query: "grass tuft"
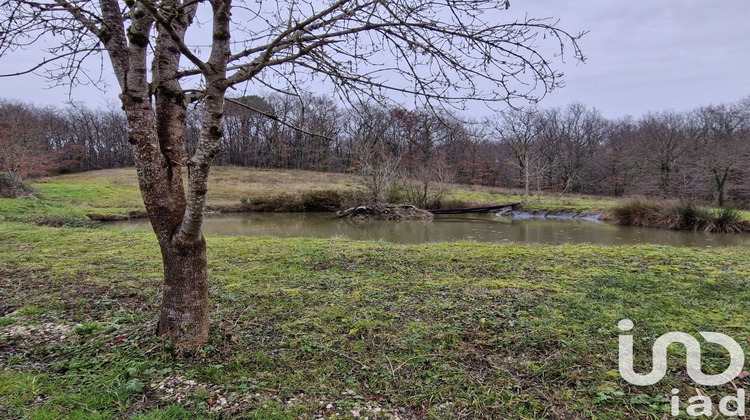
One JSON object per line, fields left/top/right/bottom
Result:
{"left": 607, "top": 198, "right": 749, "bottom": 232}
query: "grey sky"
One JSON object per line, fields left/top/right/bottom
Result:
{"left": 1, "top": 0, "right": 748, "bottom": 119}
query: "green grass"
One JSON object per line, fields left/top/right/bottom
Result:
{"left": 0, "top": 170, "right": 144, "bottom": 223}
{"left": 1, "top": 168, "right": 748, "bottom": 418}
{"left": 2, "top": 221, "right": 750, "bottom": 418}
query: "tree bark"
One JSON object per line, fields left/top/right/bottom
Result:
{"left": 157, "top": 237, "right": 210, "bottom": 344}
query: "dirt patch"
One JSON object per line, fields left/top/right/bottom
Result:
{"left": 0, "top": 321, "right": 82, "bottom": 342}
{"left": 148, "top": 377, "right": 415, "bottom": 418}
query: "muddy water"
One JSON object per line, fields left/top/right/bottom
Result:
{"left": 104, "top": 212, "right": 750, "bottom": 247}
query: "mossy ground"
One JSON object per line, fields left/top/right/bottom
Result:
{"left": 1, "top": 168, "right": 749, "bottom": 418}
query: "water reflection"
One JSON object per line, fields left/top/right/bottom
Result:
{"left": 106, "top": 212, "right": 750, "bottom": 247}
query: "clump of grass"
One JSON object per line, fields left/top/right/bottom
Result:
{"left": 663, "top": 202, "right": 748, "bottom": 233}
{"left": 385, "top": 185, "right": 408, "bottom": 204}
{"left": 240, "top": 189, "right": 368, "bottom": 212}
{"left": 300, "top": 190, "right": 350, "bottom": 211}
{"left": 607, "top": 198, "right": 748, "bottom": 233}
{"left": 712, "top": 207, "right": 748, "bottom": 232}
{"left": 74, "top": 322, "right": 102, "bottom": 336}
{"left": 17, "top": 305, "right": 43, "bottom": 316}
{"left": 660, "top": 201, "right": 710, "bottom": 231}
{"left": 606, "top": 197, "right": 663, "bottom": 227}
{"left": 0, "top": 173, "right": 36, "bottom": 198}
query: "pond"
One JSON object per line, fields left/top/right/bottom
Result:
{"left": 105, "top": 212, "right": 750, "bottom": 247}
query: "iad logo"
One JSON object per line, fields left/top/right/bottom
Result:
{"left": 618, "top": 319, "right": 744, "bottom": 386}
{"left": 617, "top": 319, "right": 747, "bottom": 417}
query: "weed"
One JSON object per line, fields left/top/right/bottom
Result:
{"left": 74, "top": 322, "right": 102, "bottom": 336}
{"left": 17, "top": 305, "right": 43, "bottom": 316}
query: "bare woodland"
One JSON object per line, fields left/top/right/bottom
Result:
{"left": 3, "top": 95, "right": 750, "bottom": 205}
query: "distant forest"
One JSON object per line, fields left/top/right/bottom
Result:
{"left": 1, "top": 94, "right": 749, "bottom": 206}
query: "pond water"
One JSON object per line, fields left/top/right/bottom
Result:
{"left": 105, "top": 212, "right": 750, "bottom": 247}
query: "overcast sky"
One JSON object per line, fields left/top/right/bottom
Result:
{"left": 1, "top": 0, "right": 748, "bottom": 119}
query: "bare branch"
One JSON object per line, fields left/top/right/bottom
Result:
{"left": 225, "top": 96, "right": 331, "bottom": 140}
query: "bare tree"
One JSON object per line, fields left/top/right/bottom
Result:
{"left": 689, "top": 104, "right": 749, "bottom": 206}
{"left": 0, "top": 100, "right": 64, "bottom": 196}
{"left": 491, "top": 108, "right": 540, "bottom": 200}
{"left": 347, "top": 104, "right": 405, "bottom": 203}
{"left": 599, "top": 117, "right": 638, "bottom": 197}
{"left": 537, "top": 103, "right": 607, "bottom": 194}
{"left": 0, "top": 0, "right": 583, "bottom": 345}
{"left": 635, "top": 111, "right": 689, "bottom": 198}
{"left": 402, "top": 154, "right": 452, "bottom": 208}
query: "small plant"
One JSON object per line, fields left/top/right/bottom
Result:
{"left": 124, "top": 378, "right": 145, "bottom": 394}
{"left": 75, "top": 322, "right": 102, "bottom": 336}
{"left": 18, "top": 305, "right": 43, "bottom": 316}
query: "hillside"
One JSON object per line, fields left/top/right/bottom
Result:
{"left": 0, "top": 167, "right": 617, "bottom": 224}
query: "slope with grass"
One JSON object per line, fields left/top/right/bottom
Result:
{"left": 1, "top": 222, "right": 749, "bottom": 418}
{"left": 0, "top": 167, "right": 618, "bottom": 225}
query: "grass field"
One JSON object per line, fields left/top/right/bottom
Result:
{"left": 1, "top": 168, "right": 749, "bottom": 419}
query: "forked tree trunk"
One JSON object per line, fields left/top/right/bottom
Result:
{"left": 110, "top": 0, "right": 214, "bottom": 346}
{"left": 123, "top": 96, "right": 212, "bottom": 346}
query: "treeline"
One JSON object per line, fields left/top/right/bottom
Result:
{"left": 2, "top": 94, "right": 750, "bottom": 205}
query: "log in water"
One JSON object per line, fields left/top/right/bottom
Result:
{"left": 428, "top": 203, "right": 521, "bottom": 215}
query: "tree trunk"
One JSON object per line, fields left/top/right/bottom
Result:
{"left": 122, "top": 97, "right": 211, "bottom": 347}
{"left": 157, "top": 237, "right": 210, "bottom": 345}
{"left": 523, "top": 155, "right": 530, "bottom": 201}
{"left": 714, "top": 169, "right": 729, "bottom": 207}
